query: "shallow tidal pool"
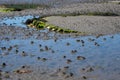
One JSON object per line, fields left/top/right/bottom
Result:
{"left": 0, "top": 33, "right": 120, "bottom": 80}
{"left": 0, "top": 15, "right": 120, "bottom": 80}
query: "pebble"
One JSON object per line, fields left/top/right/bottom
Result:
{"left": 71, "top": 50, "right": 77, "bottom": 54}
{"left": 51, "top": 50, "right": 55, "bottom": 53}
{"left": 103, "top": 38, "right": 106, "bottom": 41}
{"left": 77, "top": 56, "right": 86, "bottom": 60}
{"left": 40, "top": 49, "right": 44, "bottom": 52}
{"left": 14, "top": 69, "right": 32, "bottom": 74}
{"left": 31, "top": 41, "right": 34, "bottom": 44}
{"left": 63, "top": 55, "right": 66, "bottom": 58}
{"left": 64, "top": 66, "right": 69, "bottom": 69}
{"left": 2, "top": 63, "right": 6, "bottom": 67}
{"left": 82, "top": 76, "right": 87, "bottom": 79}
{"left": 39, "top": 44, "right": 42, "bottom": 47}
{"left": 21, "top": 51, "right": 28, "bottom": 56}
{"left": 88, "top": 38, "right": 95, "bottom": 41}
{"left": 110, "top": 36, "right": 114, "bottom": 39}
{"left": 94, "top": 42, "right": 100, "bottom": 46}
{"left": 42, "top": 58, "right": 47, "bottom": 61}
{"left": 81, "top": 40, "right": 85, "bottom": 43}
{"left": 8, "top": 46, "right": 12, "bottom": 51}
{"left": 45, "top": 46, "right": 49, "bottom": 51}
{"left": 37, "top": 57, "right": 41, "bottom": 60}
{"left": 16, "top": 49, "right": 19, "bottom": 53}
{"left": 67, "top": 59, "right": 72, "bottom": 64}
{"left": 1, "top": 47, "right": 6, "bottom": 50}
{"left": 66, "top": 42, "right": 70, "bottom": 46}
{"left": 81, "top": 66, "right": 94, "bottom": 72}
{"left": 76, "top": 39, "right": 80, "bottom": 42}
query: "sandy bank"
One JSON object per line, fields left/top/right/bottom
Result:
{"left": 0, "top": 3, "right": 120, "bottom": 18}
{"left": 44, "top": 16, "right": 120, "bottom": 35}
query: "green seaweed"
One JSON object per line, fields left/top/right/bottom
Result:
{"left": 25, "top": 18, "right": 79, "bottom": 33}
{"left": 0, "top": 4, "right": 49, "bottom": 12}
{"left": 0, "top": 8, "right": 15, "bottom": 12}
{"left": 37, "top": 21, "right": 46, "bottom": 29}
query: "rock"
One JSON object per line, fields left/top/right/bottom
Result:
{"left": 25, "top": 19, "right": 33, "bottom": 24}
{"left": 77, "top": 56, "right": 86, "bottom": 60}
{"left": 82, "top": 76, "right": 87, "bottom": 79}
{"left": 14, "top": 69, "right": 32, "bottom": 74}
{"left": 71, "top": 50, "right": 77, "bottom": 54}
{"left": 66, "top": 59, "right": 72, "bottom": 64}
{"left": 21, "top": 51, "right": 28, "bottom": 56}
{"left": 2, "top": 63, "right": 6, "bottom": 67}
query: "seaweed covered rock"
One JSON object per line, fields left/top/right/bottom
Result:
{"left": 25, "top": 17, "right": 79, "bottom": 33}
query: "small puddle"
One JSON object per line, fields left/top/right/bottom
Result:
{"left": 0, "top": 15, "right": 39, "bottom": 27}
